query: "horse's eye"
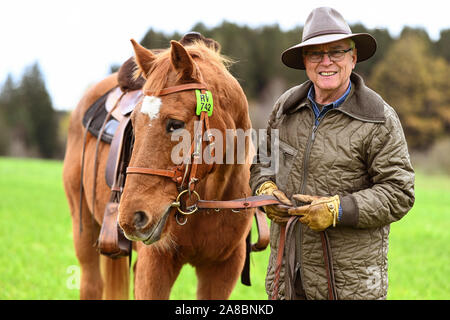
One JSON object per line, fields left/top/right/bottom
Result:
{"left": 166, "top": 119, "right": 185, "bottom": 133}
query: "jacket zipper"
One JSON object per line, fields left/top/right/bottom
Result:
{"left": 297, "top": 108, "right": 318, "bottom": 298}
{"left": 298, "top": 108, "right": 334, "bottom": 299}
{"left": 300, "top": 112, "right": 320, "bottom": 194}
{"left": 300, "top": 106, "right": 339, "bottom": 193}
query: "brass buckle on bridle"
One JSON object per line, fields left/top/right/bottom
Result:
{"left": 171, "top": 189, "right": 200, "bottom": 215}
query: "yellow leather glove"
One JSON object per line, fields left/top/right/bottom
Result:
{"left": 255, "top": 181, "right": 292, "bottom": 224}
{"left": 288, "top": 194, "right": 340, "bottom": 232}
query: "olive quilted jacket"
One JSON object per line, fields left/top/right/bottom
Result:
{"left": 250, "top": 73, "right": 415, "bottom": 300}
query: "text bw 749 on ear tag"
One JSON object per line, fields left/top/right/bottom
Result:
{"left": 195, "top": 90, "right": 213, "bottom": 116}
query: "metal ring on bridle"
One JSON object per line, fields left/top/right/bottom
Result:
{"left": 175, "top": 213, "right": 188, "bottom": 225}
{"left": 174, "top": 189, "right": 200, "bottom": 215}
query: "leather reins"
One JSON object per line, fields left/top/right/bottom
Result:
{"left": 107, "top": 81, "right": 336, "bottom": 298}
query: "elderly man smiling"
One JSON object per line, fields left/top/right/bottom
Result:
{"left": 250, "top": 7, "right": 415, "bottom": 300}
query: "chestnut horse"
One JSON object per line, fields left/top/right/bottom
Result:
{"left": 62, "top": 38, "right": 254, "bottom": 299}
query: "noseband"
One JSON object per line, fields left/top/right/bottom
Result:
{"left": 126, "top": 82, "right": 215, "bottom": 216}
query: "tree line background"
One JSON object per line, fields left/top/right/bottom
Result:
{"left": 0, "top": 22, "right": 449, "bottom": 171}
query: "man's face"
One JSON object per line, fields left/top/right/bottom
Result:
{"left": 303, "top": 39, "right": 357, "bottom": 98}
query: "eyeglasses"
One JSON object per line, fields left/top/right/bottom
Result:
{"left": 303, "top": 47, "right": 354, "bottom": 63}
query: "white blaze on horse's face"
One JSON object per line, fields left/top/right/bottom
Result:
{"left": 141, "top": 96, "right": 162, "bottom": 124}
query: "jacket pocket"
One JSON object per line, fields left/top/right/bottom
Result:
{"left": 275, "top": 140, "right": 297, "bottom": 190}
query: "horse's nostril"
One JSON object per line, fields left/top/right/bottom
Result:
{"left": 133, "top": 211, "right": 149, "bottom": 229}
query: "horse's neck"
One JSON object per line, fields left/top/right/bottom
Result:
{"left": 197, "top": 100, "right": 253, "bottom": 200}
{"left": 198, "top": 163, "right": 251, "bottom": 201}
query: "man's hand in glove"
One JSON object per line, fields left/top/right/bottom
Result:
{"left": 255, "top": 181, "right": 293, "bottom": 224}
{"left": 288, "top": 194, "right": 340, "bottom": 232}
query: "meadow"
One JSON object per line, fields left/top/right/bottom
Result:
{"left": 0, "top": 157, "right": 448, "bottom": 300}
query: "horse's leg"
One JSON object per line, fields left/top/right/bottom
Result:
{"left": 70, "top": 196, "right": 103, "bottom": 299}
{"left": 63, "top": 72, "right": 120, "bottom": 299}
{"left": 195, "top": 243, "right": 246, "bottom": 299}
{"left": 134, "top": 243, "right": 183, "bottom": 299}
{"left": 63, "top": 152, "right": 102, "bottom": 298}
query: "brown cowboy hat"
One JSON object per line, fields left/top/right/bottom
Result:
{"left": 282, "top": 7, "right": 377, "bottom": 70}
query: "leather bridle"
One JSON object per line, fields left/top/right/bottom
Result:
{"left": 122, "top": 80, "right": 336, "bottom": 296}
{"left": 125, "top": 82, "right": 281, "bottom": 217}
{"left": 123, "top": 80, "right": 278, "bottom": 255}
{"left": 126, "top": 82, "right": 217, "bottom": 217}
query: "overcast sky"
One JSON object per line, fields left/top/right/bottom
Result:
{"left": 1, "top": 0, "right": 449, "bottom": 110}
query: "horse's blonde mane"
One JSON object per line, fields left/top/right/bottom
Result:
{"left": 134, "top": 41, "right": 234, "bottom": 95}
{"left": 186, "top": 40, "right": 234, "bottom": 70}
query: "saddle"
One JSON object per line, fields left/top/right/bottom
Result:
{"left": 81, "top": 32, "right": 269, "bottom": 285}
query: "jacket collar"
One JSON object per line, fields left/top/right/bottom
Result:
{"left": 282, "top": 72, "right": 386, "bottom": 123}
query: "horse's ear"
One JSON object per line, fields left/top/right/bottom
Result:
{"left": 130, "top": 39, "right": 156, "bottom": 78}
{"left": 170, "top": 40, "right": 199, "bottom": 82}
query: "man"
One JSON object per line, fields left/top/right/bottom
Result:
{"left": 250, "top": 7, "right": 415, "bottom": 300}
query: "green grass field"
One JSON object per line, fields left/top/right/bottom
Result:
{"left": 0, "top": 157, "right": 448, "bottom": 300}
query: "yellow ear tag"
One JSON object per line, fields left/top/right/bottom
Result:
{"left": 195, "top": 90, "right": 213, "bottom": 116}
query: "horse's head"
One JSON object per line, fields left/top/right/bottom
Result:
{"left": 118, "top": 38, "right": 250, "bottom": 245}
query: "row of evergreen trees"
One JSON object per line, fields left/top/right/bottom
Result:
{"left": 1, "top": 22, "right": 449, "bottom": 159}
{"left": 139, "top": 23, "right": 450, "bottom": 150}
{"left": 0, "top": 64, "right": 61, "bottom": 158}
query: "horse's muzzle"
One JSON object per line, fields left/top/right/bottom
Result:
{"left": 121, "top": 206, "right": 171, "bottom": 244}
